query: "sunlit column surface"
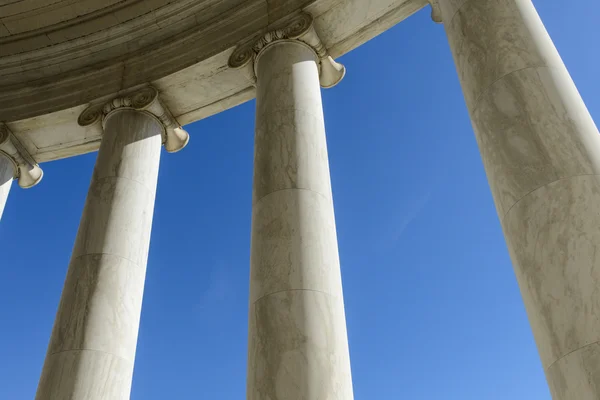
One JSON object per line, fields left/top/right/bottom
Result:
{"left": 243, "top": 15, "right": 354, "bottom": 399}
{"left": 0, "top": 155, "right": 12, "bottom": 220}
{"left": 35, "top": 87, "right": 190, "bottom": 399}
{"left": 439, "top": 0, "right": 600, "bottom": 397}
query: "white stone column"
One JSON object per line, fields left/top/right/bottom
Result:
{"left": 0, "top": 155, "right": 12, "bottom": 220}
{"left": 438, "top": 0, "right": 600, "bottom": 398}
{"left": 36, "top": 88, "right": 188, "bottom": 400}
{"left": 0, "top": 123, "right": 44, "bottom": 220}
{"left": 230, "top": 13, "right": 353, "bottom": 400}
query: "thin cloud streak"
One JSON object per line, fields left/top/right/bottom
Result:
{"left": 389, "top": 188, "right": 433, "bottom": 246}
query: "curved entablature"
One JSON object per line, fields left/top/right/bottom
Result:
{"left": 0, "top": 0, "right": 429, "bottom": 164}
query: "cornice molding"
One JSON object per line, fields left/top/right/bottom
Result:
{"left": 228, "top": 12, "right": 346, "bottom": 88}
{"left": 78, "top": 86, "right": 190, "bottom": 153}
{"left": 0, "top": 124, "right": 43, "bottom": 189}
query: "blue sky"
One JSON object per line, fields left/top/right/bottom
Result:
{"left": 1, "top": 1, "right": 599, "bottom": 398}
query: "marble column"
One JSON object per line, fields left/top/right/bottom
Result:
{"left": 36, "top": 88, "right": 188, "bottom": 399}
{"left": 231, "top": 13, "right": 353, "bottom": 400}
{"left": 438, "top": 0, "right": 600, "bottom": 398}
{"left": 0, "top": 155, "right": 12, "bottom": 220}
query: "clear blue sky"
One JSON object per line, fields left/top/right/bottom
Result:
{"left": 1, "top": 1, "right": 599, "bottom": 398}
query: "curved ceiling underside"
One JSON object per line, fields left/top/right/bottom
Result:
{"left": 0, "top": 0, "right": 428, "bottom": 162}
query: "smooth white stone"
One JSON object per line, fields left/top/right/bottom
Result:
{"left": 441, "top": 0, "right": 600, "bottom": 397}
{"left": 0, "top": 156, "right": 12, "bottom": 220}
{"left": 249, "top": 40, "right": 353, "bottom": 400}
{"left": 36, "top": 109, "right": 162, "bottom": 400}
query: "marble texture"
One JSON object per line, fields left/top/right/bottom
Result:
{"left": 0, "top": 155, "right": 12, "bottom": 220}
{"left": 471, "top": 66, "right": 600, "bottom": 217}
{"left": 248, "top": 40, "right": 353, "bottom": 399}
{"left": 505, "top": 176, "right": 600, "bottom": 370}
{"left": 444, "top": 0, "right": 566, "bottom": 112}
{"left": 250, "top": 189, "right": 343, "bottom": 303}
{"left": 36, "top": 109, "right": 162, "bottom": 400}
{"left": 441, "top": 0, "right": 600, "bottom": 398}
{"left": 546, "top": 342, "right": 600, "bottom": 400}
{"left": 248, "top": 290, "right": 353, "bottom": 400}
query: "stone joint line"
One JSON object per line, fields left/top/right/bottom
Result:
{"left": 252, "top": 288, "right": 340, "bottom": 306}
{"left": 47, "top": 348, "right": 132, "bottom": 365}
{"left": 546, "top": 338, "right": 600, "bottom": 372}
{"left": 500, "top": 173, "right": 600, "bottom": 223}
{"left": 93, "top": 174, "right": 155, "bottom": 198}
{"left": 470, "top": 64, "right": 555, "bottom": 115}
{"left": 253, "top": 187, "right": 331, "bottom": 208}
{"left": 70, "top": 252, "right": 144, "bottom": 272}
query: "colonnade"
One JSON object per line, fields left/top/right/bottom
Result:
{"left": 0, "top": 1, "right": 598, "bottom": 398}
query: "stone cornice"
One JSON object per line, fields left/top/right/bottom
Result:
{"left": 228, "top": 13, "right": 346, "bottom": 88}
{"left": 78, "top": 87, "right": 190, "bottom": 153}
{"left": 0, "top": 124, "right": 43, "bottom": 189}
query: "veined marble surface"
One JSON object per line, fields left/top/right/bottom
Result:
{"left": 248, "top": 40, "right": 353, "bottom": 399}
{"left": 441, "top": 0, "right": 600, "bottom": 398}
{"left": 35, "top": 110, "right": 162, "bottom": 400}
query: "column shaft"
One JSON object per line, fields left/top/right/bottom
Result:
{"left": 36, "top": 109, "right": 162, "bottom": 399}
{"left": 0, "top": 156, "right": 12, "bottom": 220}
{"left": 440, "top": 0, "right": 600, "bottom": 398}
{"left": 248, "top": 40, "right": 353, "bottom": 399}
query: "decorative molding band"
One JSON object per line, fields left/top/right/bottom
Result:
{"left": 0, "top": 124, "right": 43, "bottom": 189}
{"left": 228, "top": 13, "right": 346, "bottom": 88}
{"left": 428, "top": 0, "right": 443, "bottom": 23}
{"left": 78, "top": 86, "right": 190, "bottom": 153}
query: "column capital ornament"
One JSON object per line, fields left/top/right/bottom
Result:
{"left": 78, "top": 86, "right": 189, "bottom": 153}
{"left": 228, "top": 13, "right": 346, "bottom": 88}
{"left": 0, "top": 124, "right": 43, "bottom": 189}
{"left": 428, "top": 0, "right": 443, "bottom": 23}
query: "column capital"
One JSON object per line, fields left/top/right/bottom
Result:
{"left": 428, "top": 0, "right": 443, "bottom": 24}
{"left": 0, "top": 124, "right": 43, "bottom": 189}
{"left": 78, "top": 86, "right": 189, "bottom": 153}
{"left": 228, "top": 13, "right": 345, "bottom": 88}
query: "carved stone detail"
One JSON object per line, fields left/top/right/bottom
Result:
{"left": 228, "top": 13, "right": 346, "bottom": 88}
{"left": 428, "top": 0, "right": 443, "bottom": 23}
{"left": 0, "top": 124, "right": 44, "bottom": 189}
{"left": 78, "top": 86, "right": 189, "bottom": 153}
